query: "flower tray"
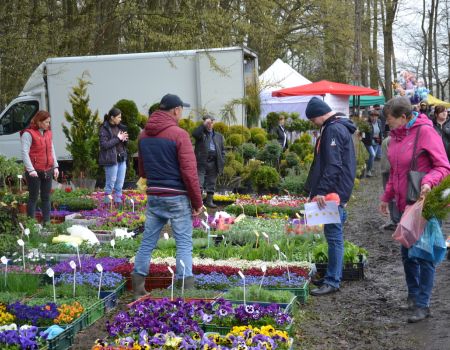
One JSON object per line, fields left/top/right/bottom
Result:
{"left": 202, "top": 319, "right": 294, "bottom": 337}
{"left": 65, "top": 213, "right": 97, "bottom": 227}
{"left": 314, "top": 262, "right": 366, "bottom": 281}
{"left": 41, "top": 326, "right": 75, "bottom": 350}
{"left": 100, "top": 281, "right": 127, "bottom": 312}
{"left": 125, "top": 276, "right": 172, "bottom": 291}
{"left": 85, "top": 298, "right": 105, "bottom": 327}
{"left": 267, "top": 281, "right": 310, "bottom": 304}
{"left": 224, "top": 296, "right": 297, "bottom": 315}
{"left": 93, "top": 230, "right": 114, "bottom": 244}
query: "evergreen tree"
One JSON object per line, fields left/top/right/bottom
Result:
{"left": 62, "top": 77, "right": 100, "bottom": 178}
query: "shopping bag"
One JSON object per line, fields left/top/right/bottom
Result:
{"left": 409, "top": 217, "right": 447, "bottom": 264}
{"left": 392, "top": 198, "right": 427, "bottom": 248}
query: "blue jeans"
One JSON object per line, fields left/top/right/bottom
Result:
{"left": 401, "top": 245, "right": 435, "bottom": 308}
{"left": 104, "top": 161, "right": 126, "bottom": 203}
{"left": 323, "top": 206, "right": 347, "bottom": 288}
{"left": 365, "top": 144, "right": 381, "bottom": 172}
{"left": 134, "top": 195, "right": 193, "bottom": 280}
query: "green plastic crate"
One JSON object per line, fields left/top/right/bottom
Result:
{"left": 267, "top": 280, "right": 310, "bottom": 304}
{"left": 202, "top": 324, "right": 231, "bottom": 335}
{"left": 45, "top": 326, "right": 74, "bottom": 350}
{"left": 85, "top": 299, "right": 105, "bottom": 326}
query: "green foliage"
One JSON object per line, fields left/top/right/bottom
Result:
{"left": 0, "top": 155, "right": 23, "bottom": 189}
{"left": 96, "top": 237, "right": 142, "bottom": 258}
{"left": 285, "top": 152, "right": 300, "bottom": 167}
{"left": 224, "top": 285, "right": 295, "bottom": 304}
{"left": 213, "top": 122, "right": 229, "bottom": 135}
{"left": 288, "top": 119, "right": 317, "bottom": 133}
{"left": 226, "top": 134, "right": 244, "bottom": 148}
{"left": 227, "top": 126, "right": 251, "bottom": 141}
{"left": 251, "top": 133, "right": 267, "bottom": 147}
{"left": 243, "top": 83, "right": 261, "bottom": 127}
{"left": 240, "top": 159, "right": 262, "bottom": 184}
{"left": 239, "top": 143, "right": 258, "bottom": 162}
{"left": 353, "top": 118, "right": 371, "bottom": 134}
{"left": 178, "top": 118, "right": 196, "bottom": 132}
{"left": 225, "top": 203, "right": 300, "bottom": 218}
{"left": 0, "top": 273, "right": 41, "bottom": 294}
{"left": 62, "top": 77, "right": 100, "bottom": 178}
{"left": 250, "top": 127, "right": 266, "bottom": 139}
{"left": 423, "top": 175, "right": 450, "bottom": 220}
{"left": 149, "top": 288, "right": 220, "bottom": 299}
{"left": 256, "top": 140, "right": 282, "bottom": 167}
{"left": 252, "top": 165, "right": 280, "bottom": 191}
{"left": 265, "top": 112, "right": 280, "bottom": 132}
{"left": 313, "top": 241, "right": 368, "bottom": 264}
{"left": 138, "top": 113, "right": 148, "bottom": 129}
{"left": 280, "top": 172, "right": 309, "bottom": 196}
{"left": 148, "top": 102, "right": 160, "bottom": 115}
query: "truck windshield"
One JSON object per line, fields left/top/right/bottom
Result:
{"left": 0, "top": 101, "right": 39, "bottom": 135}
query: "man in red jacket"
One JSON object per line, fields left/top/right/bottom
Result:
{"left": 132, "top": 94, "right": 203, "bottom": 299}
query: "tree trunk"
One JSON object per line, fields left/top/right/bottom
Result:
{"left": 361, "top": 0, "right": 370, "bottom": 86}
{"left": 421, "top": 0, "right": 428, "bottom": 87}
{"left": 427, "top": 0, "right": 435, "bottom": 95}
{"left": 433, "top": 0, "right": 440, "bottom": 98}
{"left": 353, "top": 0, "right": 363, "bottom": 85}
{"left": 381, "top": 0, "right": 398, "bottom": 99}
{"left": 370, "top": 0, "right": 379, "bottom": 89}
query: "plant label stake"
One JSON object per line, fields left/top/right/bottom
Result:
{"left": 1, "top": 256, "right": 8, "bottom": 287}
{"left": 110, "top": 239, "right": 115, "bottom": 250}
{"left": 108, "top": 194, "right": 113, "bottom": 211}
{"left": 254, "top": 230, "right": 260, "bottom": 248}
{"left": 262, "top": 232, "right": 269, "bottom": 243}
{"left": 259, "top": 264, "right": 267, "bottom": 291}
{"left": 69, "top": 260, "right": 77, "bottom": 297}
{"left": 46, "top": 268, "right": 56, "bottom": 303}
{"left": 19, "top": 222, "right": 24, "bottom": 232}
{"left": 280, "top": 251, "right": 291, "bottom": 282}
{"left": 168, "top": 266, "right": 175, "bottom": 301}
{"left": 203, "top": 208, "right": 208, "bottom": 220}
{"left": 163, "top": 232, "right": 169, "bottom": 240}
{"left": 179, "top": 259, "right": 186, "bottom": 297}
{"left": 74, "top": 243, "right": 82, "bottom": 270}
{"left": 238, "top": 270, "right": 246, "bottom": 306}
{"left": 17, "top": 174, "right": 23, "bottom": 192}
{"left": 202, "top": 221, "right": 211, "bottom": 247}
{"left": 307, "top": 252, "right": 311, "bottom": 263}
{"left": 96, "top": 264, "right": 103, "bottom": 299}
{"left": 24, "top": 228, "right": 30, "bottom": 241}
{"left": 129, "top": 198, "right": 135, "bottom": 213}
{"left": 273, "top": 244, "right": 281, "bottom": 261}
{"left": 17, "top": 239, "right": 25, "bottom": 270}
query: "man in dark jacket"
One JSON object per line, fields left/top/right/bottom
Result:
{"left": 192, "top": 115, "right": 225, "bottom": 208}
{"left": 132, "top": 93, "right": 203, "bottom": 300}
{"left": 273, "top": 114, "right": 289, "bottom": 150}
{"left": 304, "top": 97, "right": 356, "bottom": 296}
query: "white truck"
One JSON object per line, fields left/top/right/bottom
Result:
{"left": 0, "top": 46, "right": 258, "bottom": 161}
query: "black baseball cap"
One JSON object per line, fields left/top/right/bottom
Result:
{"left": 159, "top": 94, "right": 190, "bottom": 111}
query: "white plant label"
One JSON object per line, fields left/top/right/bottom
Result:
{"left": 238, "top": 270, "right": 245, "bottom": 280}
{"left": 17, "top": 174, "right": 23, "bottom": 179}
{"left": 46, "top": 268, "right": 54, "bottom": 278}
{"left": 19, "top": 223, "right": 24, "bottom": 232}
{"left": 17, "top": 239, "right": 24, "bottom": 247}
{"left": 110, "top": 239, "right": 116, "bottom": 249}
{"left": 179, "top": 260, "right": 185, "bottom": 268}
{"left": 167, "top": 266, "right": 174, "bottom": 274}
{"left": 201, "top": 220, "right": 210, "bottom": 230}
{"left": 69, "top": 261, "right": 77, "bottom": 270}
{"left": 254, "top": 230, "right": 259, "bottom": 237}
{"left": 273, "top": 244, "right": 280, "bottom": 251}
{"left": 163, "top": 232, "right": 169, "bottom": 240}
{"left": 0, "top": 256, "right": 7, "bottom": 265}
{"left": 261, "top": 264, "right": 267, "bottom": 273}
{"left": 96, "top": 264, "right": 103, "bottom": 272}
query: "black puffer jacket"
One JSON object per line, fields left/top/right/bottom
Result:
{"left": 434, "top": 118, "right": 450, "bottom": 160}
{"left": 192, "top": 124, "right": 225, "bottom": 174}
{"left": 98, "top": 121, "right": 128, "bottom": 166}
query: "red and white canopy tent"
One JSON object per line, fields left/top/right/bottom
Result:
{"left": 271, "top": 80, "right": 380, "bottom": 118}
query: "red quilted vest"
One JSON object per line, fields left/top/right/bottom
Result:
{"left": 25, "top": 128, "right": 54, "bottom": 171}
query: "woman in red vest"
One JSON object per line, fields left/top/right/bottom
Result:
{"left": 21, "top": 111, "right": 59, "bottom": 225}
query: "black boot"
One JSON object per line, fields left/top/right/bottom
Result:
{"left": 131, "top": 273, "right": 149, "bottom": 300}
{"left": 407, "top": 307, "right": 430, "bottom": 323}
{"left": 399, "top": 296, "right": 416, "bottom": 311}
{"left": 204, "top": 193, "right": 217, "bottom": 208}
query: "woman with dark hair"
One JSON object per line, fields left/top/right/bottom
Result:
{"left": 361, "top": 110, "right": 383, "bottom": 177}
{"left": 99, "top": 107, "right": 128, "bottom": 207}
{"left": 20, "top": 110, "right": 59, "bottom": 225}
{"left": 432, "top": 105, "right": 450, "bottom": 161}
{"left": 379, "top": 97, "right": 450, "bottom": 323}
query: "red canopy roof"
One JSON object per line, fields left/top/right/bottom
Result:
{"left": 272, "top": 80, "right": 380, "bottom": 97}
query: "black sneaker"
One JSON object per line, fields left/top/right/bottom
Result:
{"left": 407, "top": 307, "right": 430, "bottom": 323}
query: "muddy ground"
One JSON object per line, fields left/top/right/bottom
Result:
{"left": 72, "top": 166, "right": 450, "bottom": 349}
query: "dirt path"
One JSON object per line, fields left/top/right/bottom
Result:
{"left": 298, "top": 167, "right": 450, "bottom": 350}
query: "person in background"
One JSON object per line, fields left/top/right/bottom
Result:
{"left": 20, "top": 111, "right": 59, "bottom": 225}
{"left": 432, "top": 105, "right": 450, "bottom": 161}
{"left": 380, "top": 135, "right": 400, "bottom": 230}
{"left": 373, "top": 104, "right": 388, "bottom": 137}
{"left": 362, "top": 110, "right": 383, "bottom": 177}
{"left": 133, "top": 94, "right": 203, "bottom": 300}
{"left": 192, "top": 115, "right": 225, "bottom": 208}
{"left": 273, "top": 114, "right": 289, "bottom": 151}
{"left": 304, "top": 97, "right": 357, "bottom": 296}
{"left": 99, "top": 107, "right": 128, "bottom": 208}
{"left": 419, "top": 100, "right": 430, "bottom": 118}
{"left": 380, "top": 97, "right": 450, "bottom": 323}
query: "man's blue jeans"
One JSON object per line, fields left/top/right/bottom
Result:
{"left": 134, "top": 195, "right": 193, "bottom": 280}
{"left": 104, "top": 161, "right": 126, "bottom": 203}
{"left": 323, "top": 205, "right": 347, "bottom": 288}
{"left": 401, "top": 245, "right": 435, "bottom": 308}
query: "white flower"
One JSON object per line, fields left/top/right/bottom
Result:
{"left": 441, "top": 188, "right": 450, "bottom": 200}
{"left": 0, "top": 323, "right": 17, "bottom": 331}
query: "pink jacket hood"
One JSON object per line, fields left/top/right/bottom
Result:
{"left": 381, "top": 113, "right": 450, "bottom": 212}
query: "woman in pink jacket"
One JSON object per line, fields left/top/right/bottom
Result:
{"left": 380, "top": 97, "right": 450, "bottom": 323}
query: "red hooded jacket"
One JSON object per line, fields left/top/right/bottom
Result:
{"left": 138, "top": 111, "right": 202, "bottom": 210}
